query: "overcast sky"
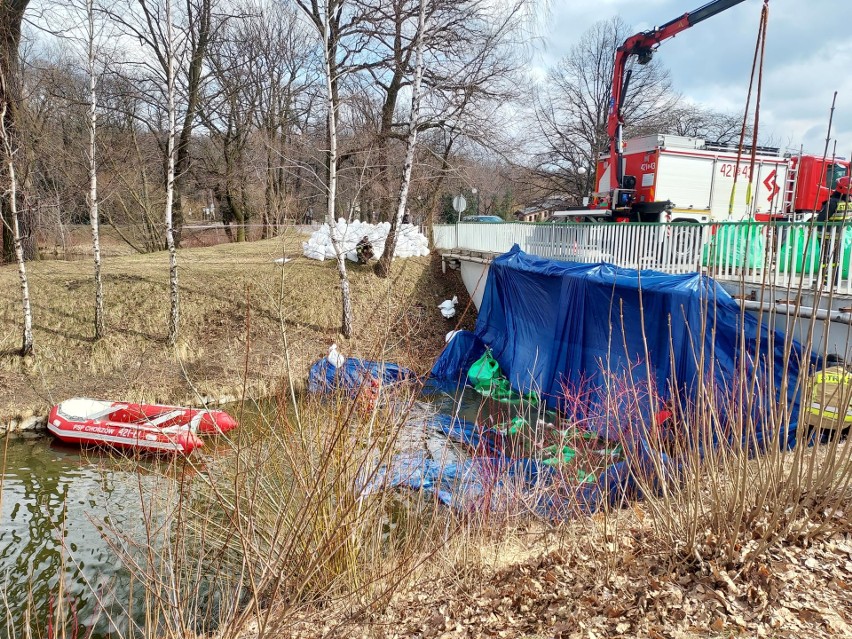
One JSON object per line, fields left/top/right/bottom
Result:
{"left": 534, "top": 0, "right": 852, "bottom": 156}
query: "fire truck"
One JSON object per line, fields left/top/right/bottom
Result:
{"left": 587, "top": 0, "right": 850, "bottom": 224}
{"left": 594, "top": 134, "right": 849, "bottom": 223}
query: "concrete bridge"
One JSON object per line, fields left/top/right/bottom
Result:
{"left": 433, "top": 221, "right": 852, "bottom": 359}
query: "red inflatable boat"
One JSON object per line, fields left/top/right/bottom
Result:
{"left": 47, "top": 398, "right": 238, "bottom": 454}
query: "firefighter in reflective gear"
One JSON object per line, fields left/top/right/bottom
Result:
{"left": 817, "top": 176, "right": 852, "bottom": 285}
{"left": 817, "top": 176, "right": 852, "bottom": 222}
{"left": 805, "top": 354, "right": 852, "bottom": 440}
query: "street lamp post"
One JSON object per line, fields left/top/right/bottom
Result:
{"left": 471, "top": 188, "right": 479, "bottom": 216}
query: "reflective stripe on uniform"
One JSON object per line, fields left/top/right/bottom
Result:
{"left": 829, "top": 200, "right": 852, "bottom": 221}
{"left": 814, "top": 371, "right": 852, "bottom": 384}
{"left": 808, "top": 366, "right": 852, "bottom": 425}
{"left": 810, "top": 400, "right": 852, "bottom": 416}
{"left": 808, "top": 406, "right": 852, "bottom": 423}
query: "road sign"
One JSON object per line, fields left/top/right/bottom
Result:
{"left": 452, "top": 195, "right": 467, "bottom": 213}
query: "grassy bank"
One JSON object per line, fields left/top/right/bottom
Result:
{"left": 0, "top": 229, "right": 470, "bottom": 422}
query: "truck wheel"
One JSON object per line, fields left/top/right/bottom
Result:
{"left": 661, "top": 222, "right": 701, "bottom": 266}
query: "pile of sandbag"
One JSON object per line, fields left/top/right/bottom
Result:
{"left": 302, "top": 219, "right": 430, "bottom": 262}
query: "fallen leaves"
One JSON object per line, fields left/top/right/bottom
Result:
{"left": 259, "top": 524, "right": 852, "bottom": 639}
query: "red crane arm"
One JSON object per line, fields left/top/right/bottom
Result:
{"left": 606, "top": 0, "right": 749, "bottom": 193}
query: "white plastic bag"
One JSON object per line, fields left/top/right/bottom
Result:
{"left": 328, "top": 343, "right": 345, "bottom": 368}
{"left": 438, "top": 296, "right": 458, "bottom": 319}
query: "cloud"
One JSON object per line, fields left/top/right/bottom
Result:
{"left": 535, "top": 0, "right": 852, "bottom": 155}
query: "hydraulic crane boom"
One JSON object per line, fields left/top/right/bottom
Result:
{"left": 607, "top": 0, "right": 749, "bottom": 195}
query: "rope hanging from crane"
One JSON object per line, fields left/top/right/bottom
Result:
{"left": 728, "top": 0, "right": 769, "bottom": 218}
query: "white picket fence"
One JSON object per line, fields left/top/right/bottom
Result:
{"left": 433, "top": 221, "right": 852, "bottom": 294}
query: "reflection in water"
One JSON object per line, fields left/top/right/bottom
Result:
{"left": 0, "top": 435, "right": 177, "bottom": 638}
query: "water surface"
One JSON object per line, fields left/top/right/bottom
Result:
{"left": 0, "top": 433, "right": 179, "bottom": 637}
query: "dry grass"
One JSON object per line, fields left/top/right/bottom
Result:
{"left": 0, "top": 228, "right": 469, "bottom": 421}
{"left": 8, "top": 228, "right": 852, "bottom": 639}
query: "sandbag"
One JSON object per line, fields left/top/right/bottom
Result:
{"left": 303, "top": 219, "right": 429, "bottom": 261}
{"left": 702, "top": 223, "right": 765, "bottom": 270}
{"left": 468, "top": 350, "right": 501, "bottom": 388}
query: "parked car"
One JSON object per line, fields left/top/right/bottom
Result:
{"left": 461, "top": 215, "right": 503, "bottom": 223}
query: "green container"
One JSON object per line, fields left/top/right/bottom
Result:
{"left": 702, "top": 223, "right": 765, "bottom": 270}
{"left": 778, "top": 227, "right": 822, "bottom": 275}
{"left": 576, "top": 469, "right": 597, "bottom": 483}
{"left": 476, "top": 378, "right": 540, "bottom": 406}
{"left": 468, "top": 349, "right": 540, "bottom": 406}
{"left": 778, "top": 225, "right": 852, "bottom": 278}
{"left": 505, "top": 416, "right": 528, "bottom": 435}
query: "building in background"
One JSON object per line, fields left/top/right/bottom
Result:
{"left": 513, "top": 196, "right": 572, "bottom": 222}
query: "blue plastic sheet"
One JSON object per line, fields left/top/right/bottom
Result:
{"left": 428, "top": 331, "right": 486, "bottom": 390}
{"left": 362, "top": 450, "right": 547, "bottom": 510}
{"left": 430, "top": 245, "right": 812, "bottom": 450}
{"left": 308, "top": 357, "right": 413, "bottom": 394}
{"left": 329, "top": 246, "right": 816, "bottom": 515}
{"left": 420, "top": 412, "right": 484, "bottom": 449}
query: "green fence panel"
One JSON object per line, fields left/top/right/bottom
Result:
{"left": 778, "top": 227, "right": 822, "bottom": 275}
{"left": 701, "top": 223, "right": 766, "bottom": 270}
{"left": 778, "top": 226, "right": 852, "bottom": 277}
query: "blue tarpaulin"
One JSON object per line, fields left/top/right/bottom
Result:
{"left": 308, "top": 357, "right": 413, "bottom": 394}
{"left": 431, "top": 245, "right": 812, "bottom": 450}
{"left": 426, "top": 331, "right": 486, "bottom": 393}
{"left": 361, "top": 452, "right": 546, "bottom": 510}
{"left": 317, "top": 246, "right": 815, "bottom": 514}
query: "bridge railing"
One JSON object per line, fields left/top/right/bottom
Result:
{"left": 433, "top": 221, "right": 852, "bottom": 293}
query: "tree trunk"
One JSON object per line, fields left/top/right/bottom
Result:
{"left": 8, "top": 154, "right": 32, "bottom": 355}
{"left": 87, "top": 0, "right": 105, "bottom": 340}
{"left": 172, "top": 0, "right": 212, "bottom": 248}
{"left": 322, "top": 7, "right": 353, "bottom": 339}
{"left": 234, "top": 185, "right": 247, "bottom": 242}
{"left": 165, "top": 0, "right": 179, "bottom": 346}
{"left": 222, "top": 135, "right": 246, "bottom": 242}
{"left": 376, "top": 0, "right": 426, "bottom": 278}
{"left": 0, "top": 99, "right": 32, "bottom": 355}
{"left": 0, "top": 0, "right": 32, "bottom": 263}
{"left": 263, "top": 146, "right": 273, "bottom": 238}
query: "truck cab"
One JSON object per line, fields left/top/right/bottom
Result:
{"left": 788, "top": 156, "right": 849, "bottom": 219}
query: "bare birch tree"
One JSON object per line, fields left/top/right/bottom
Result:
{"left": 0, "top": 0, "right": 34, "bottom": 263}
{"left": 106, "top": 0, "right": 182, "bottom": 343}
{"left": 164, "top": 0, "right": 179, "bottom": 345}
{"left": 0, "top": 96, "right": 33, "bottom": 355}
{"left": 104, "top": 0, "right": 216, "bottom": 249}
{"left": 375, "top": 0, "right": 425, "bottom": 277}
{"left": 86, "top": 0, "right": 106, "bottom": 339}
{"left": 295, "top": 0, "right": 356, "bottom": 338}
{"left": 348, "top": 0, "right": 532, "bottom": 228}
{"left": 0, "top": 1, "right": 34, "bottom": 352}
